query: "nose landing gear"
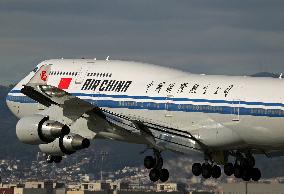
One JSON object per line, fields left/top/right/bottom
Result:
{"left": 46, "top": 155, "right": 63, "bottom": 164}
{"left": 144, "top": 150, "right": 169, "bottom": 182}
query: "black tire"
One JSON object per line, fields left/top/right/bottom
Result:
{"left": 211, "top": 165, "right": 221, "bottom": 179}
{"left": 53, "top": 156, "right": 62, "bottom": 163}
{"left": 201, "top": 164, "right": 212, "bottom": 179}
{"left": 224, "top": 163, "right": 234, "bottom": 176}
{"left": 234, "top": 165, "right": 243, "bottom": 178}
{"left": 192, "top": 163, "right": 202, "bottom": 176}
{"left": 251, "top": 168, "right": 261, "bottom": 181}
{"left": 240, "top": 158, "right": 249, "bottom": 167}
{"left": 242, "top": 168, "right": 251, "bottom": 181}
{"left": 144, "top": 156, "right": 155, "bottom": 169}
{"left": 159, "top": 169, "right": 169, "bottom": 182}
{"left": 149, "top": 169, "right": 160, "bottom": 182}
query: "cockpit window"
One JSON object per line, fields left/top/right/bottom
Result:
{"left": 32, "top": 67, "right": 39, "bottom": 73}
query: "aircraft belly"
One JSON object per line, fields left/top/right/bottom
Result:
{"left": 106, "top": 107, "right": 284, "bottom": 151}
{"left": 209, "top": 113, "right": 284, "bottom": 149}
{"left": 105, "top": 107, "right": 244, "bottom": 150}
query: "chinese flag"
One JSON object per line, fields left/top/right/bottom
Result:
{"left": 58, "top": 78, "right": 72, "bottom": 89}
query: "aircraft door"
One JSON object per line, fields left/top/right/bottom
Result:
{"left": 38, "top": 103, "right": 45, "bottom": 111}
{"left": 75, "top": 65, "right": 89, "bottom": 84}
{"left": 165, "top": 94, "right": 174, "bottom": 117}
{"left": 232, "top": 99, "right": 240, "bottom": 121}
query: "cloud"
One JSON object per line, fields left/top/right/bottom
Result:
{"left": 1, "top": 0, "right": 284, "bottom": 84}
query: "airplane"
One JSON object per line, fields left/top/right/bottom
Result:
{"left": 5, "top": 58, "right": 284, "bottom": 182}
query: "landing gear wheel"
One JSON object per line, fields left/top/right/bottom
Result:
{"left": 192, "top": 163, "right": 202, "bottom": 176}
{"left": 211, "top": 165, "right": 221, "bottom": 179}
{"left": 234, "top": 165, "right": 243, "bottom": 178}
{"left": 202, "top": 163, "right": 212, "bottom": 179}
{"left": 224, "top": 163, "right": 234, "bottom": 176}
{"left": 251, "top": 168, "right": 261, "bottom": 181}
{"left": 144, "top": 156, "right": 155, "bottom": 169}
{"left": 159, "top": 169, "right": 169, "bottom": 182}
{"left": 53, "top": 156, "right": 62, "bottom": 163}
{"left": 242, "top": 168, "right": 251, "bottom": 181}
{"left": 149, "top": 169, "right": 160, "bottom": 182}
{"left": 156, "top": 157, "right": 163, "bottom": 170}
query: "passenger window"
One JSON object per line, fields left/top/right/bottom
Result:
{"left": 32, "top": 67, "right": 38, "bottom": 73}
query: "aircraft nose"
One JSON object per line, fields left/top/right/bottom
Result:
{"left": 6, "top": 89, "right": 18, "bottom": 117}
{"left": 6, "top": 90, "right": 13, "bottom": 110}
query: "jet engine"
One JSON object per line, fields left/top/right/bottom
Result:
{"left": 39, "top": 134, "right": 90, "bottom": 156}
{"left": 16, "top": 115, "right": 70, "bottom": 145}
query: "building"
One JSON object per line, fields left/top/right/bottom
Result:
{"left": 68, "top": 184, "right": 81, "bottom": 191}
{"left": 67, "top": 191, "right": 108, "bottom": 194}
{"left": 24, "top": 181, "right": 53, "bottom": 189}
{"left": 80, "top": 182, "right": 110, "bottom": 191}
{"left": 157, "top": 183, "right": 178, "bottom": 192}
{"left": 0, "top": 188, "right": 14, "bottom": 194}
{"left": 79, "top": 174, "right": 95, "bottom": 182}
{"left": 222, "top": 183, "right": 284, "bottom": 194}
{"left": 14, "top": 188, "right": 49, "bottom": 194}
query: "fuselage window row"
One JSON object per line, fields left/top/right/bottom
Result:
{"left": 87, "top": 72, "right": 112, "bottom": 78}
{"left": 49, "top": 71, "right": 78, "bottom": 76}
{"left": 115, "top": 100, "right": 284, "bottom": 116}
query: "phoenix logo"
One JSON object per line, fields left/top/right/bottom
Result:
{"left": 40, "top": 70, "right": 47, "bottom": 81}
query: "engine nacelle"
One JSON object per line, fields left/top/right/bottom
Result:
{"left": 16, "top": 115, "right": 70, "bottom": 145}
{"left": 39, "top": 134, "right": 90, "bottom": 156}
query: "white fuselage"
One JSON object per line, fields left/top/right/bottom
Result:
{"left": 6, "top": 59, "right": 284, "bottom": 155}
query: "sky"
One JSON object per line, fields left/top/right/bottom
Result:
{"left": 1, "top": 0, "right": 284, "bottom": 84}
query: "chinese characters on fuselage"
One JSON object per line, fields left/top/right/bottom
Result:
{"left": 146, "top": 81, "right": 234, "bottom": 97}
{"left": 81, "top": 79, "right": 132, "bottom": 92}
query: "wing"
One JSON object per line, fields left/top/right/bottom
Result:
{"left": 22, "top": 65, "right": 204, "bottom": 152}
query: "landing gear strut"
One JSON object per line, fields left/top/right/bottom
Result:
{"left": 144, "top": 150, "right": 169, "bottom": 182}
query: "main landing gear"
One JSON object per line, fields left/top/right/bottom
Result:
{"left": 144, "top": 150, "right": 169, "bottom": 182}
{"left": 192, "top": 162, "right": 222, "bottom": 179}
{"left": 224, "top": 153, "right": 261, "bottom": 181}
{"left": 191, "top": 152, "right": 261, "bottom": 181}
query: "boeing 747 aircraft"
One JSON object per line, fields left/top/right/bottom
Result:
{"left": 6, "top": 59, "right": 284, "bottom": 182}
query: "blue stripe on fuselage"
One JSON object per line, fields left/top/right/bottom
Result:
{"left": 6, "top": 90, "right": 284, "bottom": 118}
{"left": 8, "top": 89, "right": 284, "bottom": 107}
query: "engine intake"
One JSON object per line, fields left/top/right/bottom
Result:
{"left": 39, "top": 134, "right": 90, "bottom": 156}
{"left": 16, "top": 115, "right": 70, "bottom": 145}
